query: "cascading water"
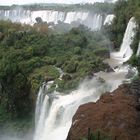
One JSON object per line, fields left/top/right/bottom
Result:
{"left": 35, "top": 81, "right": 54, "bottom": 139}
{"left": 110, "top": 17, "right": 137, "bottom": 64}
{"left": 34, "top": 17, "right": 137, "bottom": 140}
{"left": 0, "top": 9, "right": 105, "bottom": 30}
{"left": 34, "top": 76, "right": 126, "bottom": 140}
{"left": 103, "top": 14, "right": 115, "bottom": 25}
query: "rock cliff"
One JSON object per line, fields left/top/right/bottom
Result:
{"left": 67, "top": 84, "right": 140, "bottom": 140}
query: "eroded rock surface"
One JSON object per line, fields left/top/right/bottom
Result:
{"left": 67, "top": 85, "right": 140, "bottom": 140}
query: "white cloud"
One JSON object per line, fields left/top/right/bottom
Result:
{"left": 0, "top": 0, "right": 106, "bottom": 6}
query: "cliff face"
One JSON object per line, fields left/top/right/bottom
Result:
{"left": 67, "top": 85, "right": 140, "bottom": 140}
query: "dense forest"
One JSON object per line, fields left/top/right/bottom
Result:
{"left": 0, "top": 20, "right": 110, "bottom": 134}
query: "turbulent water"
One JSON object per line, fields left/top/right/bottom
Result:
{"left": 33, "top": 17, "right": 138, "bottom": 140}
{"left": 0, "top": 9, "right": 114, "bottom": 30}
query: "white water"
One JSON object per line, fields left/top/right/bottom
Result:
{"left": 136, "top": 42, "right": 140, "bottom": 56}
{"left": 34, "top": 67, "right": 134, "bottom": 140}
{"left": 34, "top": 17, "right": 137, "bottom": 140}
{"left": 104, "top": 14, "right": 115, "bottom": 25}
{"left": 35, "top": 81, "right": 54, "bottom": 125}
{"left": 0, "top": 9, "right": 105, "bottom": 30}
{"left": 34, "top": 79, "right": 108, "bottom": 140}
{"left": 110, "top": 17, "right": 137, "bottom": 66}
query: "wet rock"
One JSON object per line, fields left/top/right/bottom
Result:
{"left": 98, "top": 77, "right": 105, "bottom": 83}
{"left": 105, "top": 67, "right": 114, "bottom": 72}
{"left": 105, "top": 64, "right": 114, "bottom": 72}
{"left": 35, "top": 17, "right": 43, "bottom": 23}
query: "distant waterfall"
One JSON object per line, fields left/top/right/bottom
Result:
{"left": 103, "top": 14, "right": 115, "bottom": 25}
{"left": 110, "top": 17, "right": 137, "bottom": 63}
{"left": 136, "top": 42, "right": 140, "bottom": 56}
{"left": 0, "top": 9, "right": 106, "bottom": 30}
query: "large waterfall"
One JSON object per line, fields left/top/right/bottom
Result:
{"left": 110, "top": 17, "right": 137, "bottom": 65}
{"left": 34, "top": 73, "right": 130, "bottom": 140}
{"left": 0, "top": 9, "right": 111, "bottom": 30}
{"left": 33, "top": 17, "right": 138, "bottom": 140}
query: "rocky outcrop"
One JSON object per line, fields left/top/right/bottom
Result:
{"left": 67, "top": 85, "right": 140, "bottom": 140}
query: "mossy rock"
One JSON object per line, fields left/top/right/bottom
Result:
{"left": 62, "top": 74, "right": 72, "bottom": 81}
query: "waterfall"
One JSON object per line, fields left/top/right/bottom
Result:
{"left": 0, "top": 9, "right": 106, "bottom": 30}
{"left": 103, "top": 14, "right": 115, "bottom": 25}
{"left": 64, "top": 11, "right": 89, "bottom": 24}
{"left": 136, "top": 42, "right": 140, "bottom": 56}
{"left": 34, "top": 66, "right": 134, "bottom": 140}
{"left": 31, "top": 10, "right": 66, "bottom": 24}
{"left": 35, "top": 81, "right": 54, "bottom": 124}
{"left": 34, "top": 62, "right": 135, "bottom": 140}
{"left": 110, "top": 17, "right": 137, "bottom": 65}
{"left": 34, "top": 78, "right": 117, "bottom": 140}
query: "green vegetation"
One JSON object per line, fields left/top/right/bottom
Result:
{"left": 104, "top": 0, "right": 140, "bottom": 76}
{"left": 0, "top": 20, "right": 110, "bottom": 132}
{"left": 106, "top": 0, "right": 140, "bottom": 49}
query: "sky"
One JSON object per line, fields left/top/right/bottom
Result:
{"left": 0, "top": 0, "right": 110, "bottom": 6}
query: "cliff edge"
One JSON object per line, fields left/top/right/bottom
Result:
{"left": 67, "top": 84, "right": 140, "bottom": 140}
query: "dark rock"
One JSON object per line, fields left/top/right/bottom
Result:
{"left": 136, "top": 104, "right": 140, "bottom": 111}
{"left": 62, "top": 74, "right": 72, "bottom": 81}
{"left": 45, "top": 76, "right": 55, "bottom": 82}
{"left": 105, "top": 67, "right": 114, "bottom": 72}
{"left": 35, "top": 17, "right": 43, "bottom": 23}
{"left": 98, "top": 77, "right": 105, "bottom": 83}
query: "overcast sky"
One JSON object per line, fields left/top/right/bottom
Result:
{"left": 0, "top": 0, "right": 109, "bottom": 6}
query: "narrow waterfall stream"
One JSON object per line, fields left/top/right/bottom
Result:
{"left": 34, "top": 17, "right": 137, "bottom": 140}
{"left": 109, "top": 17, "right": 137, "bottom": 66}
{"left": 136, "top": 42, "right": 140, "bottom": 56}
